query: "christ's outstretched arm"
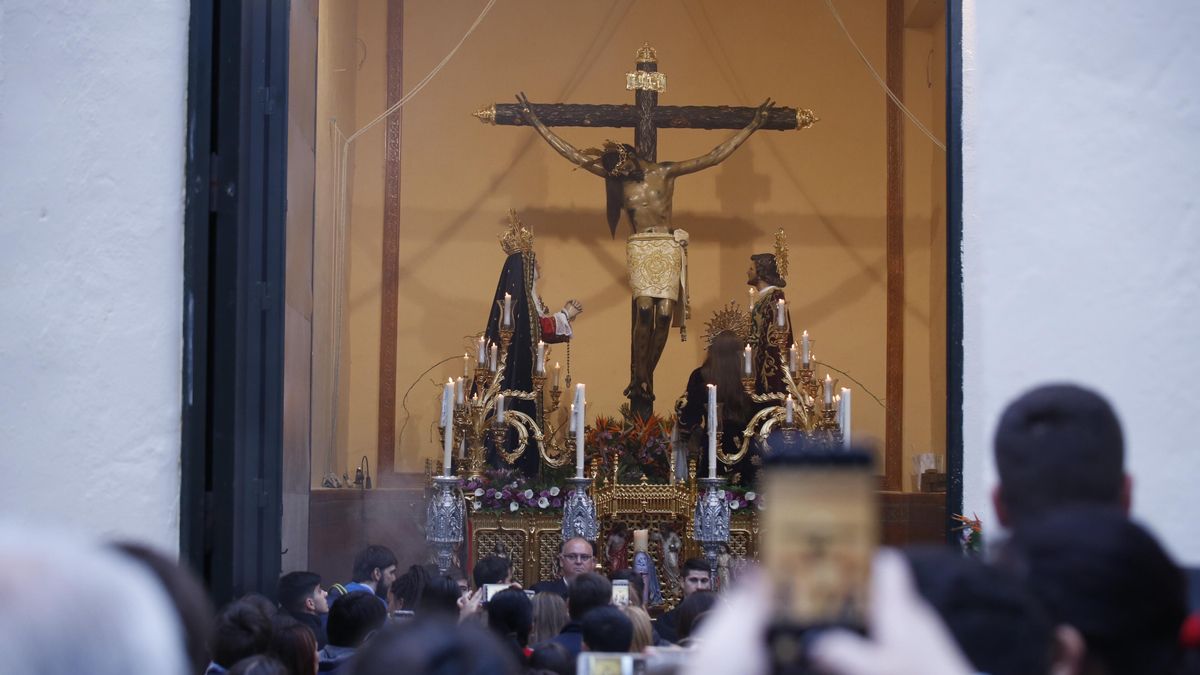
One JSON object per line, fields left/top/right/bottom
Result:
{"left": 667, "top": 98, "right": 775, "bottom": 177}
{"left": 516, "top": 92, "right": 608, "bottom": 178}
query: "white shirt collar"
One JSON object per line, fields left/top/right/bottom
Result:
{"left": 753, "top": 286, "right": 779, "bottom": 305}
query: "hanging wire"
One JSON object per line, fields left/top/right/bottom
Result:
{"left": 822, "top": 0, "right": 947, "bottom": 151}
{"left": 326, "top": 0, "right": 497, "bottom": 474}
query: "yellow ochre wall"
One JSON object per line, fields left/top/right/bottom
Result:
{"left": 311, "top": 0, "right": 947, "bottom": 488}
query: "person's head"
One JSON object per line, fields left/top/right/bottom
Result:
{"left": 528, "top": 641, "right": 574, "bottom": 675}
{"left": 473, "top": 555, "right": 513, "bottom": 587}
{"left": 447, "top": 567, "right": 470, "bottom": 596}
{"left": 388, "top": 564, "right": 431, "bottom": 612}
{"left": 277, "top": 571, "right": 328, "bottom": 616}
{"left": 905, "top": 546, "right": 1077, "bottom": 675}
{"left": 749, "top": 253, "right": 786, "bottom": 288}
{"left": 619, "top": 605, "right": 653, "bottom": 653}
{"left": 560, "top": 537, "right": 595, "bottom": 583}
{"left": 111, "top": 541, "right": 215, "bottom": 675}
{"left": 348, "top": 619, "right": 521, "bottom": 675}
{"left": 676, "top": 590, "right": 719, "bottom": 644}
{"left": 609, "top": 569, "right": 646, "bottom": 608}
{"left": 567, "top": 572, "right": 612, "bottom": 621}
{"left": 702, "top": 332, "right": 753, "bottom": 421}
{"left": 1003, "top": 507, "right": 1187, "bottom": 675}
{"left": 681, "top": 558, "right": 712, "bottom": 597}
{"left": 228, "top": 654, "right": 288, "bottom": 675}
{"left": 415, "top": 574, "right": 462, "bottom": 618}
{"left": 351, "top": 545, "right": 398, "bottom": 593}
{"left": 992, "top": 384, "right": 1128, "bottom": 528}
{"left": 581, "top": 605, "right": 633, "bottom": 653}
{"left": 268, "top": 616, "right": 318, "bottom": 675}
{"left": 1, "top": 527, "right": 188, "bottom": 675}
{"left": 212, "top": 596, "right": 276, "bottom": 668}
{"left": 530, "top": 592, "right": 570, "bottom": 645}
{"left": 487, "top": 587, "right": 534, "bottom": 660}
{"left": 326, "top": 591, "right": 387, "bottom": 649}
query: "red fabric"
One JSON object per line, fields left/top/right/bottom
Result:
{"left": 1181, "top": 612, "right": 1200, "bottom": 649}
{"left": 540, "top": 316, "right": 568, "bottom": 344}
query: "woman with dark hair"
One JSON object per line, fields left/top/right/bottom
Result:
{"left": 348, "top": 619, "right": 520, "bottom": 675}
{"left": 270, "top": 616, "right": 318, "bottom": 675}
{"left": 486, "top": 588, "right": 534, "bottom": 663}
{"left": 678, "top": 331, "right": 759, "bottom": 482}
{"left": 675, "top": 590, "right": 719, "bottom": 646}
{"left": 387, "top": 564, "right": 431, "bottom": 619}
{"left": 414, "top": 574, "right": 462, "bottom": 619}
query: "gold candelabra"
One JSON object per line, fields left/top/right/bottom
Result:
{"left": 728, "top": 322, "right": 843, "bottom": 464}
{"left": 444, "top": 326, "right": 578, "bottom": 479}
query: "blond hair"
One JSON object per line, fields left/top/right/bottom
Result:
{"left": 529, "top": 592, "right": 569, "bottom": 645}
{"left": 620, "top": 605, "right": 654, "bottom": 653}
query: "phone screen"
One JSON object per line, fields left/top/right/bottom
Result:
{"left": 762, "top": 455, "right": 876, "bottom": 628}
{"left": 611, "top": 579, "right": 629, "bottom": 606}
{"left": 483, "top": 583, "right": 509, "bottom": 602}
{"left": 576, "top": 653, "right": 645, "bottom": 675}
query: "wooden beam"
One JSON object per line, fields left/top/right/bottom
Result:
{"left": 885, "top": 0, "right": 905, "bottom": 491}
{"left": 481, "top": 103, "right": 805, "bottom": 131}
{"left": 377, "top": 0, "right": 403, "bottom": 483}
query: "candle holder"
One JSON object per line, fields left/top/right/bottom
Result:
{"left": 498, "top": 326, "right": 514, "bottom": 355}
{"left": 694, "top": 477, "right": 731, "bottom": 590}
{"left": 426, "top": 475, "right": 465, "bottom": 573}
{"left": 549, "top": 383, "right": 562, "bottom": 413}
{"left": 561, "top": 476, "right": 598, "bottom": 543}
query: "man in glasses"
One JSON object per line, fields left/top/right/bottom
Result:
{"left": 531, "top": 537, "right": 595, "bottom": 597}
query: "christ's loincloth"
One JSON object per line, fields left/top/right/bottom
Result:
{"left": 626, "top": 230, "right": 690, "bottom": 339}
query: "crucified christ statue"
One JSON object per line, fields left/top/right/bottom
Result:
{"left": 516, "top": 92, "right": 775, "bottom": 418}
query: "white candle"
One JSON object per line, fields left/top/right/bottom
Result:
{"left": 789, "top": 343, "right": 798, "bottom": 374}
{"left": 489, "top": 342, "right": 498, "bottom": 372}
{"left": 442, "top": 380, "right": 454, "bottom": 476}
{"left": 775, "top": 298, "right": 786, "bottom": 327}
{"left": 786, "top": 394, "right": 794, "bottom": 424}
{"left": 801, "top": 331, "right": 810, "bottom": 366}
{"left": 553, "top": 362, "right": 561, "bottom": 389}
{"left": 462, "top": 352, "right": 469, "bottom": 378}
{"left": 496, "top": 393, "right": 505, "bottom": 419}
{"left": 742, "top": 344, "right": 752, "bottom": 377}
{"left": 707, "top": 384, "right": 718, "bottom": 479}
{"left": 439, "top": 378, "right": 449, "bottom": 428}
{"left": 502, "top": 292, "right": 513, "bottom": 328}
{"left": 841, "top": 387, "right": 852, "bottom": 449}
{"left": 574, "top": 392, "right": 586, "bottom": 478}
{"left": 749, "top": 287, "right": 756, "bottom": 309}
{"left": 477, "top": 336, "right": 486, "bottom": 365}
{"left": 824, "top": 374, "right": 833, "bottom": 406}
{"left": 536, "top": 340, "right": 546, "bottom": 374}
{"left": 455, "top": 376, "right": 465, "bottom": 406}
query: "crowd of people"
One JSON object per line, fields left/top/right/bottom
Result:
{"left": 2, "top": 384, "right": 1197, "bottom": 674}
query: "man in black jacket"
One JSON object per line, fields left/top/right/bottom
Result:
{"left": 277, "top": 571, "right": 329, "bottom": 648}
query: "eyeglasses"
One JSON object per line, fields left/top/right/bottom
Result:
{"left": 562, "top": 553, "right": 593, "bottom": 563}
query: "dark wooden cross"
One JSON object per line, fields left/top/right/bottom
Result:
{"left": 474, "top": 44, "right": 816, "bottom": 162}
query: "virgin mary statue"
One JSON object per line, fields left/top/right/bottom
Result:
{"left": 479, "top": 211, "right": 582, "bottom": 476}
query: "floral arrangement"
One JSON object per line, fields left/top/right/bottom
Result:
{"left": 462, "top": 467, "right": 565, "bottom": 513}
{"left": 952, "top": 512, "right": 983, "bottom": 555}
{"left": 587, "top": 414, "right": 673, "bottom": 484}
{"left": 724, "top": 485, "right": 761, "bottom": 511}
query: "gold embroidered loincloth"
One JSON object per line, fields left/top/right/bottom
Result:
{"left": 626, "top": 230, "right": 690, "bottom": 339}
{"left": 627, "top": 232, "right": 682, "bottom": 300}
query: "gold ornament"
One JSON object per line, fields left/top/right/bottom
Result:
{"left": 499, "top": 209, "right": 535, "bottom": 256}
{"left": 635, "top": 43, "right": 657, "bottom": 63}
{"left": 774, "top": 228, "right": 789, "bottom": 280}
{"left": 703, "top": 300, "right": 752, "bottom": 346}
{"left": 473, "top": 104, "right": 497, "bottom": 125}
{"left": 795, "top": 108, "right": 819, "bottom": 130}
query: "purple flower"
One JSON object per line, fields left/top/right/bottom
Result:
{"left": 485, "top": 488, "right": 495, "bottom": 497}
{"left": 551, "top": 498, "right": 562, "bottom": 508}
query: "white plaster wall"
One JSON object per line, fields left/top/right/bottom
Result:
{"left": 962, "top": 0, "right": 1200, "bottom": 563}
{"left": 0, "top": 0, "right": 189, "bottom": 552}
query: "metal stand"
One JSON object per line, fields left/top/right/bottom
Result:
{"left": 694, "top": 477, "right": 731, "bottom": 590}
{"left": 426, "top": 475, "right": 465, "bottom": 573}
{"left": 561, "top": 476, "right": 598, "bottom": 543}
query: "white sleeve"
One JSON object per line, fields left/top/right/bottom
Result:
{"left": 553, "top": 311, "right": 573, "bottom": 338}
